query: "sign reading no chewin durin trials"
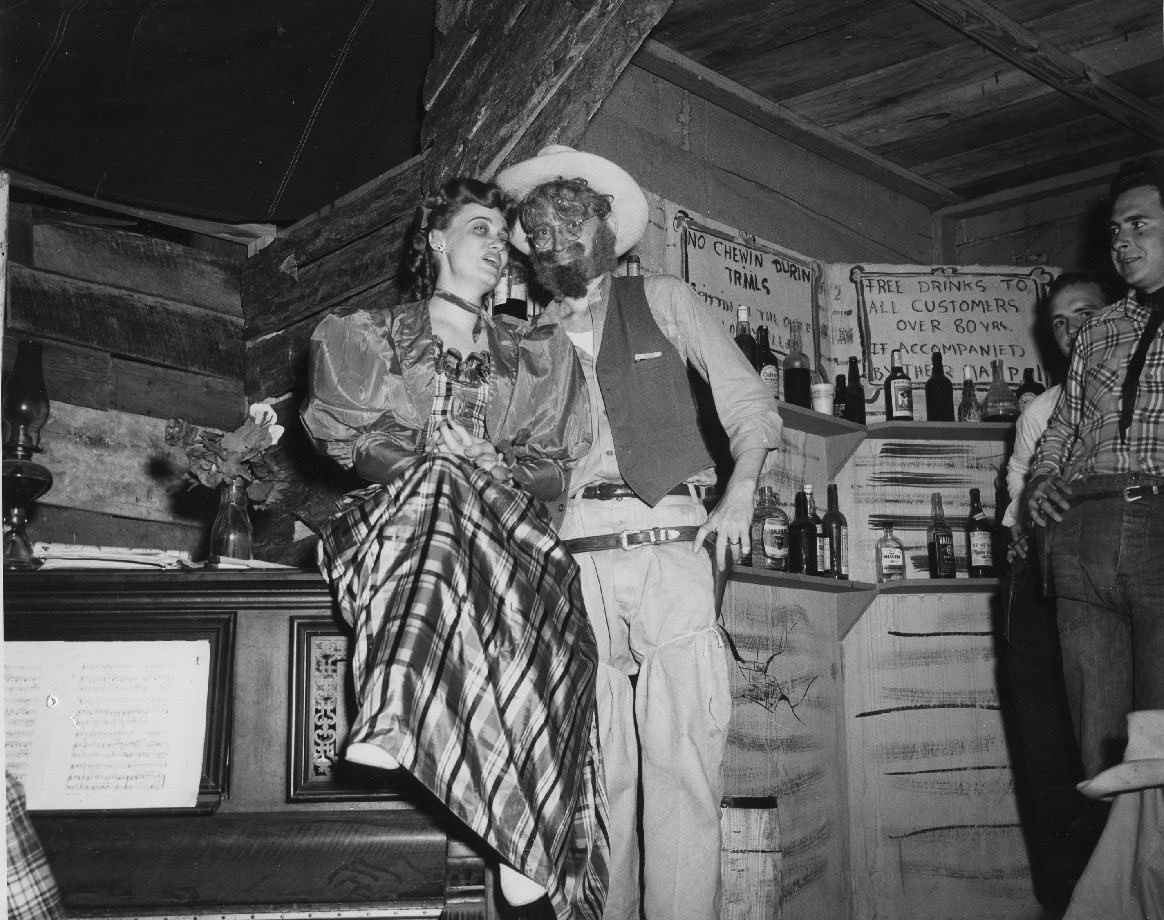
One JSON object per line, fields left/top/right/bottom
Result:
{"left": 672, "top": 208, "right": 821, "bottom": 372}
{"left": 845, "top": 264, "right": 1055, "bottom": 402}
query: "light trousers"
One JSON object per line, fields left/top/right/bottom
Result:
{"left": 560, "top": 492, "right": 733, "bottom": 920}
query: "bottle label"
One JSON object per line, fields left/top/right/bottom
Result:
{"left": 934, "top": 532, "right": 956, "bottom": 576}
{"left": 816, "top": 535, "right": 829, "bottom": 572}
{"left": 1017, "top": 392, "right": 1037, "bottom": 412}
{"left": 880, "top": 545, "right": 904, "bottom": 572}
{"left": 762, "top": 519, "right": 789, "bottom": 561}
{"left": 969, "top": 531, "right": 992, "bottom": 567}
{"left": 889, "top": 379, "right": 914, "bottom": 417}
{"left": 759, "top": 364, "right": 780, "bottom": 398}
{"left": 833, "top": 526, "right": 849, "bottom": 575}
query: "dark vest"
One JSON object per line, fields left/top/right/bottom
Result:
{"left": 595, "top": 276, "right": 714, "bottom": 506}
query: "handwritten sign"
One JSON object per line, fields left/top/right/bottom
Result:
{"left": 666, "top": 204, "right": 823, "bottom": 370}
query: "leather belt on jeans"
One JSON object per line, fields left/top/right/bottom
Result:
{"left": 1067, "top": 484, "right": 1164, "bottom": 506}
{"left": 579, "top": 482, "right": 700, "bottom": 500}
{"left": 563, "top": 525, "right": 702, "bottom": 554}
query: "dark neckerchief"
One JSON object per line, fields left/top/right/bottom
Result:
{"left": 431, "top": 288, "right": 495, "bottom": 339}
{"left": 1119, "top": 286, "right": 1164, "bottom": 443}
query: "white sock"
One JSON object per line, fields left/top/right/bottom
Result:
{"left": 345, "top": 741, "right": 400, "bottom": 771}
{"left": 498, "top": 864, "right": 546, "bottom": 906}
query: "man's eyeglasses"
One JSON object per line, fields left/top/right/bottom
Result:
{"left": 526, "top": 216, "right": 593, "bottom": 252}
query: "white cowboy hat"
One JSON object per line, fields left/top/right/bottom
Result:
{"left": 495, "top": 145, "right": 648, "bottom": 257}
{"left": 1078, "top": 710, "right": 1164, "bottom": 799}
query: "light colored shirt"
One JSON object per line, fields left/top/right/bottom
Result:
{"left": 1003, "top": 384, "right": 1060, "bottom": 526}
{"left": 539, "top": 273, "right": 783, "bottom": 494}
{"left": 1031, "top": 291, "right": 1164, "bottom": 483}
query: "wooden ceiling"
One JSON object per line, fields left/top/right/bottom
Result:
{"left": 649, "top": 0, "right": 1163, "bottom": 202}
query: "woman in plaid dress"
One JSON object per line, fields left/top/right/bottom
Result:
{"left": 301, "top": 178, "right": 607, "bottom": 920}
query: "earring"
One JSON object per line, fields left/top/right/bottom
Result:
{"left": 432, "top": 241, "right": 447, "bottom": 254}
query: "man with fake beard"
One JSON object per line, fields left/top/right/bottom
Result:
{"left": 497, "top": 147, "right": 783, "bottom": 920}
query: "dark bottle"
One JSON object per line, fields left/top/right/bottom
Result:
{"left": 845, "top": 356, "right": 867, "bottom": 425}
{"left": 1015, "top": 368, "right": 1045, "bottom": 413}
{"left": 625, "top": 253, "right": 641, "bottom": 277}
{"left": 884, "top": 349, "right": 914, "bottom": 421}
{"left": 805, "top": 483, "right": 829, "bottom": 576}
{"left": 782, "top": 323, "right": 813, "bottom": 408}
{"left": 734, "top": 305, "right": 758, "bottom": 369}
{"left": 926, "top": 492, "right": 956, "bottom": 579}
{"left": 822, "top": 483, "right": 849, "bottom": 580}
{"left": 492, "top": 262, "right": 529, "bottom": 320}
{"left": 788, "top": 490, "right": 818, "bottom": 575}
{"left": 966, "top": 487, "right": 994, "bottom": 577}
{"left": 925, "top": 350, "right": 955, "bottom": 421}
{"left": 832, "top": 374, "right": 848, "bottom": 419}
{"left": 755, "top": 325, "right": 781, "bottom": 399}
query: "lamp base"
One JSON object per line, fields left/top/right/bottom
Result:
{"left": 4, "top": 527, "right": 44, "bottom": 571}
{"left": 3, "top": 458, "right": 53, "bottom": 572}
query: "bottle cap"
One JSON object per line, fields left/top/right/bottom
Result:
{"left": 963, "top": 365, "right": 975, "bottom": 380}
{"left": 737, "top": 304, "right": 750, "bottom": 321}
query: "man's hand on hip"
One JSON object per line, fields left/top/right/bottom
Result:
{"left": 1025, "top": 474, "right": 1072, "bottom": 527}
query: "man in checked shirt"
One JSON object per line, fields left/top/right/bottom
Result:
{"left": 1025, "top": 155, "right": 1164, "bottom": 785}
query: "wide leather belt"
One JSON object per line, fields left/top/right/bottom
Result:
{"left": 579, "top": 482, "right": 700, "bottom": 500}
{"left": 563, "top": 525, "right": 702, "bottom": 554}
{"left": 1067, "top": 483, "right": 1164, "bottom": 506}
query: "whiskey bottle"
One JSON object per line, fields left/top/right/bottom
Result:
{"left": 734, "top": 305, "right": 758, "bottom": 369}
{"left": 492, "top": 261, "right": 529, "bottom": 320}
{"left": 966, "top": 487, "right": 994, "bottom": 577}
{"left": 832, "top": 374, "right": 848, "bottom": 419}
{"left": 755, "top": 325, "right": 781, "bottom": 399}
{"left": 751, "top": 485, "right": 789, "bottom": 571}
{"left": 1015, "top": 368, "right": 1045, "bottom": 413}
{"left": 625, "top": 253, "right": 641, "bottom": 277}
{"left": 788, "top": 490, "right": 818, "bottom": 575}
{"left": 822, "top": 483, "right": 849, "bottom": 580}
{"left": 926, "top": 492, "right": 956, "bottom": 579}
{"left": 958, "top": 365, "right": 982, "bottom": 422}
{"left": 783, "top": 323, "right": 813, "bottom": 408}
{"left": 845, "top": 356, "right": 867, "bottom": 425}
{"left": 883, "top": 349, "right": 914, "bottom": 420}
{"left": 875, "top": 525, "right": 906, "bottom": 582}
{"left": 805, "top": 483, "right": 829, "bottom": 576}
{"left": 925, "top": 350, "right": 955, "bottom": 421}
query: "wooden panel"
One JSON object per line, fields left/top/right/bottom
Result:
{"left": 112, "top": 356, "right": 245, "bottom": 430}
{"left": 22, "top": 220, "right": 241, "bottom": 316}
{"left": 721, "top": 580, "right": 847, "bottom": 920}
{"left": 25, "top": 504, "right": 205, "bottom": 556}
{"left": 2, "top": 336, "right": 112, "bottom": 410}
{"left": 7, "top": 263, "right": 244, "bottom": 379}
{"left": 843, "top": 592, "right": 1036, "bottom": 920}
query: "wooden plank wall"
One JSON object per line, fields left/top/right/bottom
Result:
{"left": 3, "top": 201, "right": 247, "bottom": 554}
{"left": 842, "top": 590, "right": 1040, "bottom": 920}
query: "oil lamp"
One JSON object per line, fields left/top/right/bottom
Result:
{"left": 3, "top": 338, "right": 53, "bottom": 570}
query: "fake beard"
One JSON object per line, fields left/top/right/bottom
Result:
{"left": 531, "top": 223, "right": 618, "bottom": 300}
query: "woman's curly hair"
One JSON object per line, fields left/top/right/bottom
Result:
{"left": 403, "top": 178, "right": 511, "bottom": 301}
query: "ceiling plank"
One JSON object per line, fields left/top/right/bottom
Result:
{"left": 632, "top": 40, "right": 960, "bottom": 206}
{"left": 907, "top": 0, "right": 1164, "bottom": 144}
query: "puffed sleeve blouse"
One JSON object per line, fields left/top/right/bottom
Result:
{"left": 300, "top": 300, "right": 591, "bottom": 494}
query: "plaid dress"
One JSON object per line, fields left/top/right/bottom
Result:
{"left": 318, "top": 347, "right": 607, "bottom": 920}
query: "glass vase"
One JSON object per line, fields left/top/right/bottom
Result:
{"left": 980, "top": 359, "right": 1020, "bottom": 421}
{"left": 209, "top": 476, "right": 253, "bottom": 562}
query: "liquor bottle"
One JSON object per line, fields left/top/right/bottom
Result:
{"left": 788, "top": 490, "right": 818, "bottom": 575}
{"left": 883, "top": 349, "right": 914, "bottom": 420}
{"left": 805, "top": 483, "right": 829, "bottom": 576}
{"left": 958, "top": 365, "right": 982, "bottom": 422}
{"left": 734, "top": 305, "right": 758, "bottom": 369}
{"left": 755, "top": 326, "right": 781, "bottom": 399}
{"left": 625, "top": 253, "right": 641, "bottom": 277}
{"left": 981, "top": 359, "right": 1020, "bottom": 421}
{"left": 966, "top": 487, "right": 993, "bottom": 577}
{"left": 822, "top": 483, "right": 849, "bottom": 580}
{"left": 1015, "top": 368, "right": 1045, "bottom": 413}
{"left": 926, "top": 492, "right": 956, "bottom": 579}
{"left": 845, "top": 356, "right": 867, "bottom": 425}
{"left": 751, "top": 485, "right": 789, "bottom": 571}
{"left": 925, "top": 350, "right": 955, "bottom": 421}
{"left": 492, "top": 261, "right": 529, "bottom": 320}
{"left": 782, "top": 323, "right": 813, "bottom": 408}
{"left": 875, "top": 525, "right": 906, "bottom": 583}
{"left": 832, "top": 375, "right": 848, "bottom": 419}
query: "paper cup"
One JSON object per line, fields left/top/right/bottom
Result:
{"left": 810, "top": 382, "right": 833, "bottom": 414}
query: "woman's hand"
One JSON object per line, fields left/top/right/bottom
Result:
{"left": 431, "top": 422, "right": 513, "bottom": 484}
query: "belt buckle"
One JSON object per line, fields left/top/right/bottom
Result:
{"left": 618, "top": 527, "right": 674, "bottom": 550}
{"left": 1124, "top": 485, "right": 1145, "bottom": 502}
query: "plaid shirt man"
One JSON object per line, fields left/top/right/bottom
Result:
{"left": 6, "top": 773, "right": 65, "bottom": 920}
{"left": 1031, "top": 289, "right": 1164, "bottom": 483}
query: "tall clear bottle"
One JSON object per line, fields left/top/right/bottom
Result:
{"left": 788, "top": 490, "right": 817, "bottom": 575}
{"left": 845, "top": 356, "right": 867, "bottom": 425}
{"left": 734, "top": 305, "right": 758, "bottom": 369}
{"left": 926, "top": 492, "right": 956, "bottom": 579}
{"left": 981, "top": 358, "right": 1020, "bottom": 421}
{"left": 925, "top": 350, "right": 955, "bottom": 421}
{"left": 783, "top": 323, "right": 813, "bottom": 408}
{"left": 958, "top": 365, "right": 982, "bottom": 422}
{"left": 875, "top": 525, "right": 906, "bottom": 582}
{"left": 751, "top": 485, "right": 789, "bottom": 571}
{"left": 883, "top": 349, "right": 914, "bottom": 420}
{"left": 966, "top": 487, "right": 994, "bottom": 577}
{"left": 822, "top": 483, "right": 849, "bottom": 580}
{"left": 805, "top": 484, "right": 829, "bottom": 576}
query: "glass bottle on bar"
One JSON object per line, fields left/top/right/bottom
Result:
{"left": 926, "top": 492, "right": 956, "bottom": 579}
{"left": 875, "top": 524, "right": 906, "bottom": 582}
{"left": 782, "top": 323, "right": 813, "bottom": 408}
{"left": 845, "top": 356, "right": 866, "bottom": 425}
{"left": 788, "top": 490, "right": 817, "bottom": 575}
{"left": 966, "top": 487, "right": 994, "bottom": 577}
{"left": 925, "top": 350, "right": 955, "bottom": 421}
{"left": 1015, "top": 368, "right": 1045, "bottom": 413}
{"left": 822, "top": 483, "right": 849, "bottom": 580}
{"left": 805, "top": 483, "right": 829, "bottom": 576}
{"left": 755, "top": 325, "right": 781, "bottom": 400}
{"left": 832, "top": 375, "right": 848, "bottom": 419}
{"left": 734, "top": 305, "right": 758, "bottom": 369}
{"left": 981, "top": 358, "right": 1020, "bottom": 421}
{"left": 751, "top": 485, "right": 789, "bottom": 571}
{"left": 958, "top": 365, "right": 982, "bottom": 422}
{"left": 883, "top": 349, "right": 914, "bottom": 420}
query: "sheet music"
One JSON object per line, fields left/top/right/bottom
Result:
{"left": 4, "top": 641, "right": 211, "bottom": 810}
